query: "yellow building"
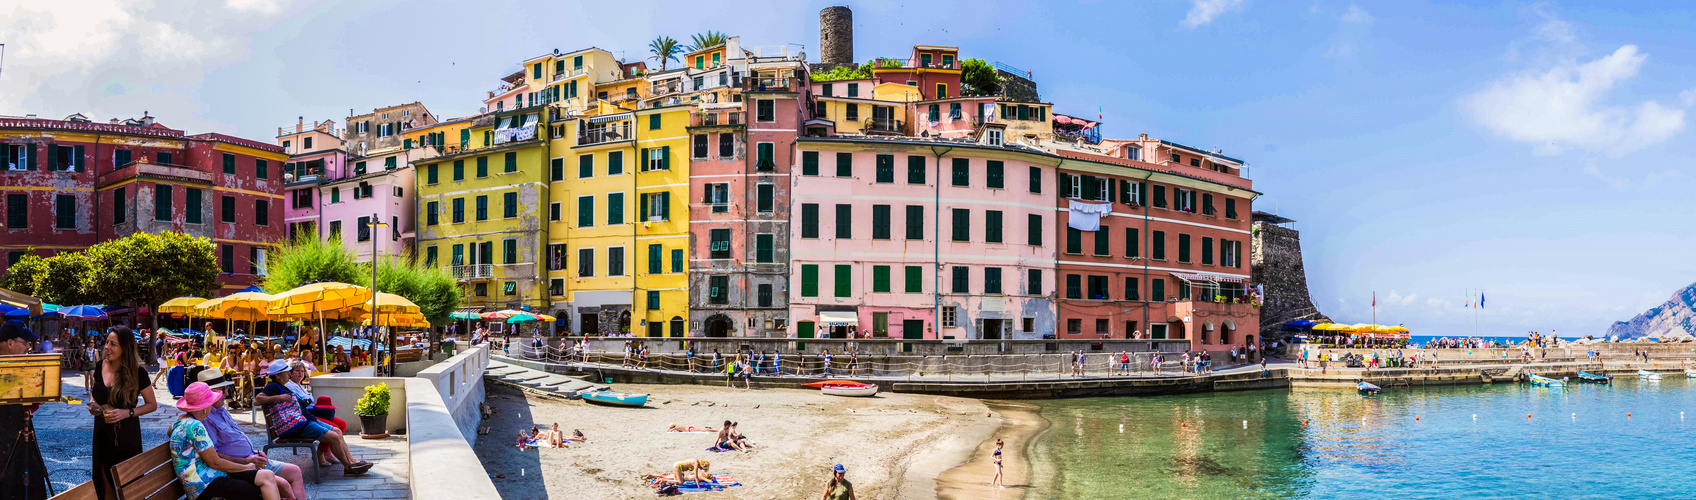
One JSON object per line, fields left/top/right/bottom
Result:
{"left": 545, "top": 104, "right": 693, "bottom": 336}
{"left": 415, "top": 107, "right": 552, "bottom": 312}
{"left": 516, "top": 47, "right": 626, "bottom": 116}
{"left": 403, "top": 115, "right": 477, "bottom": 155}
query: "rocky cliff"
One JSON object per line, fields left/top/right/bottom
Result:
{"left": 1606, "top": 282, "right": 1696, "bottom": 338}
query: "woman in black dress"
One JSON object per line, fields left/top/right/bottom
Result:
{"left": 89, "top": 326, "right": 158, "bottom": 500}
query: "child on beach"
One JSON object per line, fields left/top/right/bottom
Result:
{"left": 991, "top": 439, "right": 1005, "bottom": 487}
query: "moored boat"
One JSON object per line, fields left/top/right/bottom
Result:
{"left": 1684, "top": 368, "right": 1696, "bottom": 378}
{"left": 1638, "top": 370, "right": 1663, "bottom": 380}
{"left": 1357, "top": 381, "right": 1381, "bottom": 394}
{"left": 821, "top": 383, "right": 879, "bottom": 397}
{"left": 1576, "top": 372, "right": 1611, "bottom": 383}
{"left": 1528, "top": 374, "right": 1565, "bottom": 387}
{"left": 581, "top": 390, "right": 649, "bottom": 407}
{"left": 803, "top": 379, "right": 867, "bottom": 388}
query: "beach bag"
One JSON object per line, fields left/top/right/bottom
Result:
{"left": 655, "top": 484, "right": 681, "bottom": 496}
{"left": 265, "top": 394, "right": 311, "bottom": 437}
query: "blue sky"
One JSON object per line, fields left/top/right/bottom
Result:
{"left": 3, "top": 0, "right": 1693, "bottom": 337}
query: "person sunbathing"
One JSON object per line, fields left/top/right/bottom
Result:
{"left": 668, "top": 424, "right": 717, "bottom": 432}
{"left": 645, "top": 458, "right": 712, "bottom": 485}
{"left": 546, "top": 423, "right": 586, "bottom": 447}
{"left": 728, "top": 422, "right": 755, "bottom": 451}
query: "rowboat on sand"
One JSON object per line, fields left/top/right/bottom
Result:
{"left": 581, "top": 390, "right": 649, "bottom": 407}
{"left": 821, "top": 383, "right": 879, "bottom": 397}
{"left": 803, "top": 379, "right": 867, "bottom": 388}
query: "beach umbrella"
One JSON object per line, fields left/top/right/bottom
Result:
{"left": 159, "top": 297, "right": 208, "bottom": 315}
{"left": 267, "top": 282, "right": 372, "bottom": 366}
{"left": 59, "top": 305, "right": 109, "bottom": 320}
{"left": 349, "top": 293, "right": 421, "bottom": 316}
{"left": 449, "top": 311, "right": 480, "bottom": 321}
{"left": 0, "top": 304, "right": 30, "bottom": 318}
{"left": 0, "top": 286, "right": 44, "bottom": 316}
{"left": 506, "top": 313, "right": 539, "bottom": 324}
{"left": 480, "top": 309, "right": 524, "bottom": 320}
{"left": 359, "top": 312, "right": 430, "bottom": 328}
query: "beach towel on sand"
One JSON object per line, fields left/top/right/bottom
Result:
{"left": 517, "top": 437, "right": 564, "bottom": 450}
{"left": 705, "top": 444, "right": 733, "bottom": 452}
{"left": 648, "top": 473, "right": 741, "bottom": 492}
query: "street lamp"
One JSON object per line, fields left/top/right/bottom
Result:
{"left": 366, "top": 214, "right": 391, "bottom": 375}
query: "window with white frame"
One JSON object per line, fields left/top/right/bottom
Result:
{"left": 1126, "top": 145, "right": 1142, "bottom": 161}
{"left": 705, "top": 183, "right": 729, "bottom": 213}
{"left": 941, "top": 306, "right": 959, "bottom": 328}
{"left": 985, "top": 129, "right": 1003, "bottom": 146}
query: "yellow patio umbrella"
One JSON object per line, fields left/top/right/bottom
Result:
{"left": 266, "top": 282, "right": 372, "bottom": 366}
{"left": 1389, "top": 325, "right": 1411, "bottom": 332}
{"left": 1349, "top": 323, "right": 1374, "bottom": 332}
{"left": 158, "top": 296, "right": 207, "bottom": 315}
{"left": 1316, "top": 323, "right": 1349, "bottom": 331}
{"left": 358, "top": 312, "right": 430, "bottom": 328}
{"left": 531, "top": 313, "right": 557, "bottom": 322}
{"left": 349, "top": 292, "right": 421, "bottom": 317}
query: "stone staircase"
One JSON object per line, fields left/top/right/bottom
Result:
{"left": 484, "top": 360, "right": 610, "bottom": 396}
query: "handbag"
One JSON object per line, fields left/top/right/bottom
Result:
{"left": 265, "top": 394, "right": 310, "bottom": 437}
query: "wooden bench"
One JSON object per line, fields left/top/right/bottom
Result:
{"left": 261, "top": 409, "right": 321, "bottom": 484}
{"left": 46, "top": 480, "right": 97, "bottom": 500}
{"left": 394, "top": 348, "right": 424, "bottom": 363}
{"left": 110, "top": 443, "right": 184, "bottom": 500}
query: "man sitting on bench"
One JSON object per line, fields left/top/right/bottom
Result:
{"left": 171, "top": 381, "right": 283, "bottom": 500}
{"left": 194, "top": 368, "right": 308, "bottom": 500}
{"left": 255, "top": 360, "right": 374, "bottom": 476}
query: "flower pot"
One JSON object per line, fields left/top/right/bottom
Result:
{"left": 359, "top": 414, "right": 389, "bottom": 439}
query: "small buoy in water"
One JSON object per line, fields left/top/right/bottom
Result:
{"left": 1527, "top": 413, "right": 1532, "bottom": 419}
{"left": 1628, "top": 412, "right": 1632, "bottom": 418}
{"left": 1415, "top": 416, "right": 1419, "bottom": 421}
{"left": 1243, "top": 420, "right": 1248, "bottom": 429}
{"left": 1472, "top": 414, "right": 1477, "bottom": 421}
{"left": 1572, "top": 413, "right": 1576, "bottom": 420}
{"left": 1119, "top": 424, "right": 1124, "bottom": 433}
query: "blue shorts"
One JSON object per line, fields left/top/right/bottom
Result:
{"left": 284, "top": 419, "right": 334, "bottom": 440}
{"left": 261, "top": 459, "right": 287, "bottom": 474}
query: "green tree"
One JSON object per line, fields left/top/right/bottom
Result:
{"left": 688, "top": 31, "right": 727, "bottom": 51}
{"left": 649, "top": 36, "right": 682, "bottom": 71}
{"left": 1, "top": 252, "right": 46, "bottom": 296}
{"left": 260, "top": 233, "right": 364, "bottom": 294}
{"left": 82, "top": 231, "right": 218, "bottom": 324}
{"left": 374, "top": 254, "right": 462, "bottom": 327}
{"left": 960, "top": 58, "right": 1001, "bottom": 96}
{"left": 36, "top": 251, "right": 98, "bottom": 305}
{"left": 811, "top": 64, "right": 873, "bottom": 82}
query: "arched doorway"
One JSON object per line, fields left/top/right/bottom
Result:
{"left": 1201, "top": 322, "right": 1214, "bottom": 345}
{"left": 671, "top": 316, "right": 686, "bottom": 338}
{"left": 1166, "top": 317, "right": 1186, "bottom": 340}
{"left": 706, "top": 314, "right": 733, "bottom": 337}
{"left": 1222, "top": 320, "right": 1236, "bottom": 345}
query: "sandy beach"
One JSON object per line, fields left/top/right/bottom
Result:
{"left": 932, "top": 401, "right": 1048, "bottom": 499}
{"left": 475, "top": 380, "right": 1009, "bottom": 499}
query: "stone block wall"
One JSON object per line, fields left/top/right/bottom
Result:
{"left": 1251, "top": 220, "right": 1329, "bottom": 336}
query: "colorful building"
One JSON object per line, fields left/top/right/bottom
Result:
{"left": 790, "top": 137, "right": 1059, "bottom": 340}
{"left": 685, "top": 45, "right": 807, "bottom": 338}
{"left": 1051, "top": 135, "right": 1259, "bottom": 353}
{"left": 1, "top": 113, "right": 288, "bottom": 294}
{"left": 416, "top": 107, "right": 550, "bottom": 312}
{"left": 277, "top": 118, "right": 344, "bottom": 243}
{"left": 545, "top": 104, "right": 693, "bottom": 336}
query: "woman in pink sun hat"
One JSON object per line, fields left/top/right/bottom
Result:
{"left": 169, "top": 382, "right": 285, "bottom": 500}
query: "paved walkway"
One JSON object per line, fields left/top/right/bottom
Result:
{"left": 30, "top": 366, "right": 409, "bottom": 499}
{"left": 496, "top": 352, "right": 1285, "bottom": 384}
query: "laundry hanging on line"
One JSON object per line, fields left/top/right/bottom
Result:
{"left": 1067, "top": 200, "right": 1113, "bottom": 231}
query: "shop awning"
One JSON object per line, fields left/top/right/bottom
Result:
{"left": 588, "top": 113, "right": 632, "bottom": 124}
{"left": 819, "top": 311, "right": 858, "bottom": 328}
{"left": 1171, "top": 271, "right": 1247, "bottom": 285}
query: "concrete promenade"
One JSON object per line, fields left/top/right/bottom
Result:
{"left": 32, "top": 368, "right": 410, "bottom": 499}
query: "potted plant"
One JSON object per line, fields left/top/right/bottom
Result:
{"left": 355, "top": 382, "right": 392, "bottom": 439}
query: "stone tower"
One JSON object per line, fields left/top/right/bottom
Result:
{"left": 1250, "top": 211, "right": 1330, "bottom": 346}
{"left": 820, "top": 6, "right": 853, "bottom": 66}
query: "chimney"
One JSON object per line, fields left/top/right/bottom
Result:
{"left": 298, "top": 116, "right": 304, "bottom": 133}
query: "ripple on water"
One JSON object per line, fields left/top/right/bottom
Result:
{"left": 1028, "top": 377, "right": 1696, "bottom": 499}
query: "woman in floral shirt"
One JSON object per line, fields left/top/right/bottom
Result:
{"left": 170, "top": 381, "right": 283, "bottom": 500}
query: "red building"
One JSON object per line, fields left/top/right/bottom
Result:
{"left": 1053, "top": 136, "right": 1260, "bottom": 356}
{"left": 1, "top": 113, "right": 290, "bottom": 295}
{"left": 870, "top": 45, "right": 963, "bottom": 100}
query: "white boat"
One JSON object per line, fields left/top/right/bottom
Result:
{"left": 1684, "top": 368, "right": 1696, "bottom": 378}
{"left": 1638, "top": 370, "right": 1662, "bottom": 380}
{"left": 821, "top": 383, "right": 879, "bottom": 397}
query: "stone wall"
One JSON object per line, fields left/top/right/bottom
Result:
{"left": 820, "top": 6, "right": 854, "bottom": 66}
{"left": 1251, "top": 219, "right": 1329, "bottom": 336}
{"left": 997, "top": 69, "right": 1040, "bottom": 103}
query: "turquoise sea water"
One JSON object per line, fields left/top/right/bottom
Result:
{"left": 1028, "top": 377, "right": 1696, "bottom": 499}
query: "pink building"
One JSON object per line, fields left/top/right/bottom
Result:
{"left": 318, "top": 147, "right": 419, "bottom": 262}
{"left": 277, "top": 118, "right": 345, "bottom": 242}
{"left": 790, "top": 138, "right": 1058, "bottom": 340}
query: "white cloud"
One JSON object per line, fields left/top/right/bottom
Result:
{"left": 1682, "top": 89, "right": 1696, "bottom": 107}
{"left": 0, "top": 0, "right": 278, "bottom": 132}
{"left": 1463, "top": 45, "right": 1687, "bottom": 157}
{"left": 225, "top": 0, "right": 282, "bottom": 14}
{"left": 1583, "top": 161, "right": 1630, "bottom": 189}
{"left": 1341, "top": 5, "right": 1373, "bottom": 25}
{"left": 1324, "top": 43, "right": 1353, "bottom": 58}
{"left": 1182, "top": 0, "right": 1245, "bottom": 29}
{"left": 1384, "top": 290, "right": 1418, "bottom": 306}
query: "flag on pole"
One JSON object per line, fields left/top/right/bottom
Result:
{"left": 1479, "top": 293, "right": 1485, "bottom": 308}
{"left": 1372, "top": 291, "right": 1376, "bottom": 307}
{"left": 1098, "top": 105, "right": 1103, "bottom": 120}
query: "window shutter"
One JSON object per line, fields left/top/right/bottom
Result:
{"left": 46, "top": 144, "right": 58, "bottom": 171}
{"left": 1061, "top": 173, "right": 1074, "bottom": 197}
{"left": 659, "top": 192, "right": 671, "bottom": 220}
{"left": 1107, "top": 178, "right": 1117, "bottom": 202}
{"left": 640, "top": 148, "right": 649, "bottom": 171}
{"left": 73, "top": 145, "right": 85, "bottom": 171}
{"left": 662, "top": 145, "right": 671, "bottom": 169}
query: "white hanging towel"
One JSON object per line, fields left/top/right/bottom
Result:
{"left": 1067, "top": 200, "right": 1113, "bottom": 231}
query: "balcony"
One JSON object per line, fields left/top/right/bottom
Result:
{"left": 650, "top": 80, "right": 683, "bottom": 97}
{"left": 578, "top": 122, "right": 632, "bottom": 146}
{"left": 869, "top": 57, "right": 958, "bottom": 71}
{"left": 445, "top": 264, "right": 494, "bottom": 281}
{"left": 689, "top": 110, "right": 743, "bottom": 128}
{"left": 861, "top": 117, "right": 905, "bottom": 135}
{"left": 742, "top": 77, "right": 795, "bottom": 92}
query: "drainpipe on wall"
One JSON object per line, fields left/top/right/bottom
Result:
{"left": 927, "top": 145, "right": 952, "bottom": 339}
{"left": 1142, "top": 171, "right": 1155, "bottom": 345}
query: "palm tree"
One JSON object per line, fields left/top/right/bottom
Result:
{"left": 649, "top": 36, "right": 682, "bottom": 71}
{"left": 688, "top": 31, "right": 727, "bottom": 51}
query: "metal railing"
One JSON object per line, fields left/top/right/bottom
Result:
{"left": 862, "top": 117, "right": 905, "bottom": 134}
{"left": 691, "top": 111, "right": 743, "bottom": 127}
{"left": 578, "top": 124, "right": 630, "bottom": 146}
{"left": 444, "top": 264, "right": 494, "bottom": 280}
{"left": 743, "top": 77, "right": 794, "bottom": 92}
